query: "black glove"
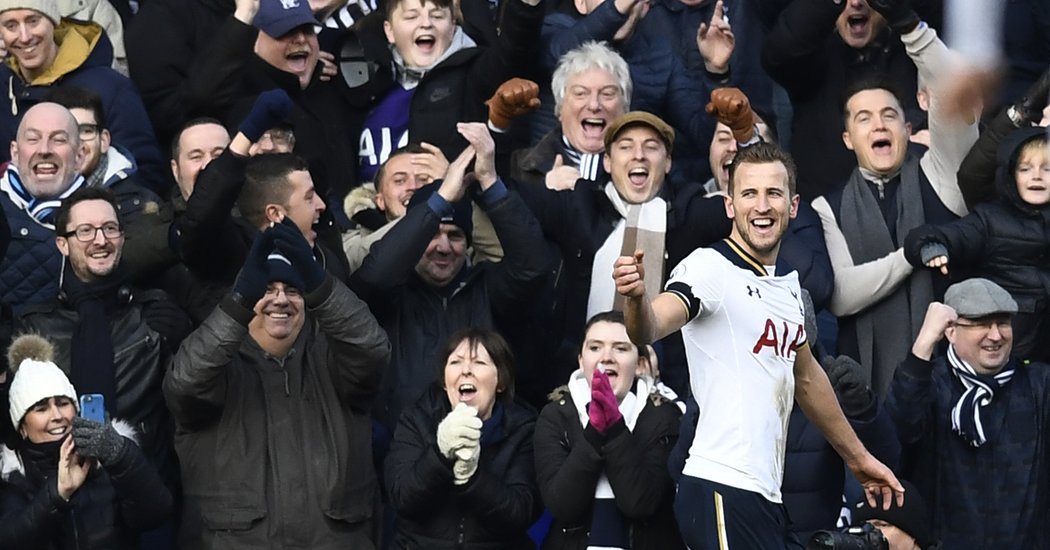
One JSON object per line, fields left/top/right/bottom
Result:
{"left": 233, "top": 230, "right": 275, "bottom": 308}
{"left": 239, "top": 89, "right": 294, "bottom": 142}
{"left": 868, "top": 0, "right": 919, "bottom": 34}
{"left": 1011, "top": 69, "right": 1050, "bottom": 127}
{"left": 72, "top": 417, "right": 129, "bottom": 465}
{"left": 823, "top": 355, "right": 875, "bottom": 418}
{"left": 271, "top": 217, "right": 326, "bottom": 292}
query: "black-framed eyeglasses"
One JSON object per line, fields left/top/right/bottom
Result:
{"left": 78, "top": 123, "right": 101, "bottom": 140}
{"left": 61, "top": 222, "right": 123, "bottom": 242}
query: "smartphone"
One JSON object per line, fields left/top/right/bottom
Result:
{"left": 79, "top": 394, "right": 105, "bottom": 423}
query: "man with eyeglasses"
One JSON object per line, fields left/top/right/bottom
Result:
{"left": 16, "top": 185, "right": 193, "bottom": 548}
{"left": 886, "top": 277, "right": 1050, "bottom": 548}
{"left": 0, "top": 101, "right": 177, "bottom": 313}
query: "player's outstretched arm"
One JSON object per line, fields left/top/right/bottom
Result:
{"left": 793, "top": 344, "right": 905, "bottom": 511}
{"left": 614, "top": 250, "right": 689, "bottom": 344}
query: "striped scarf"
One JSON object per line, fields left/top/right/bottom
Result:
{"left": 0, "top": 165, "right": 86, "bottom": 230}
{"left": 947, "top": 344, "right": 1015, "bottom": 447}
{"left": 560, "top": 136, "right": 603, "bottom": 181}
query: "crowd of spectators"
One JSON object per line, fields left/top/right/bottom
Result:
{"left": 0, "top": 0, "right": 1045, "bottom": 548}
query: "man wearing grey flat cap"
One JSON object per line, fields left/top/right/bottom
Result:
{"left": 886, "top": 277, "right": 1050, "bottom": 549}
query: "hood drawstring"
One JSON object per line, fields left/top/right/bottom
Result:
{"left": 8, "top": 75, "right": 16, "bottom": 116}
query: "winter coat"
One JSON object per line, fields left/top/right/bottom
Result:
{"left": 761, "top": 0, "right": 922, "bottom": 199}
{"left": 349, "top": 181, "right": 547, "bottom": 430}
{"left": 163, "top": 277, "right": 391, "bottom": 549}
{"left": 886, "top": 353, "right": 1050, "bottom": 549}
{"left": 646, "top": 0, "right": 782, "bottom": 115}
{"left": 0, "top": 424, "right": 172, "bottom": 549}
{"left": 17, "top": 288, "right": 193, "bottom": 489}
{"left": 125, "top": 0, "right": 241, "bottom": 150}
{"left": 0, "top": 19, "right": 165, "bottom": 193}
{"left": 0, "top": 170, "right": 170, "bottom": 313}
{"left": 535, "top": 380, "right": 684, "bottom": 550}
{"left": 58, "top": 0, "right": 127, "bottom": 71}
{"left": 904, "top": 127, "right": 1050, "bottom": 361}
{"left": 385, "top": 385, "right": 540, "bottom": 550}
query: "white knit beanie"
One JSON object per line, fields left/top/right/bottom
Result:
{"left": 0, "top": 1, "right": 61, "bottom": 26}
{"left": 7, "top": 334, "right": 77, "bottom": 429}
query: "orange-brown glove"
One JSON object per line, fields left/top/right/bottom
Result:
{"left": 486, "top": 78, "right": 541, "bottom": 130}
{"left": 705, "top": 87, "right": 756, "bottom": 143}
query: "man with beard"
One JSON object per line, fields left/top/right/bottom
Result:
{"left": 165, "top": 219, "right": 390, "bottom": 549}
{"left": 614, "top": 142, "right": 903, "bottom": 549}
{"left": 16, "top": 186, "right": 192, "bottom": 546}
{"left": 0, "top": 102, "right": 164, "bottom": 313}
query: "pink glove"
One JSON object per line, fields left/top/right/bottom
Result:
{"left": 588, "top": 369, "right": 623, "bottom": 433}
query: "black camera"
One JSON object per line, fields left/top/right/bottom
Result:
{"left": 807, "top": 523, "right": 889, "bottom": 550}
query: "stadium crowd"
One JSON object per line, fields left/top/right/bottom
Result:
{"left": 0, "top": 0, "right": 1046, "bottom": 548}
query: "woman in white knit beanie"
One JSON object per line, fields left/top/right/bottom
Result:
{"left": 0, "top": 333, "right": 172, "bottom": 549}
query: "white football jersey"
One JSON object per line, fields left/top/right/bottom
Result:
{"left": 666, "top": 239, "right": 807, "bottom": 503}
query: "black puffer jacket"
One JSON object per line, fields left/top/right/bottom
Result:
{"left": 904, "top": 127, "right": 1050, "bottom": 361}
{"left": 534, "top": 383, "right": 684, "bottom": 550}
{"left": 0, "top": 432, "right": 172, "bottom": 549}
{"left": 385, "top": 385, "right": 540, "bottom": 550}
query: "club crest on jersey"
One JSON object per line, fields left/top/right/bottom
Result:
{"left": 752, "top": 319, "right": 805, "bottom": 359}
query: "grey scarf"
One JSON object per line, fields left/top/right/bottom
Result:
{"left": 839, "top": 156, "right": 933, "bottom": 397}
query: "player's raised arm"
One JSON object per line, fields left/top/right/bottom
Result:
{"left": 614, "top": 250, "right": 689, "bottom": 344}
{"left": 793, "top": 343, "right": 905, "bottom": 511}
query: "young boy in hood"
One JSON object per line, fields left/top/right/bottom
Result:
{"left": 905, "top": 126, "right": 1050, "bottom": 362}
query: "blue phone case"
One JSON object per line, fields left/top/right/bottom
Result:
{"left": 79, "top": 394, "right": 105, "bottom": 423}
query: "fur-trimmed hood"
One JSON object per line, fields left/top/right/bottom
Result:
{"left": 0, "top": 418, "right": 138, "bottom": 480}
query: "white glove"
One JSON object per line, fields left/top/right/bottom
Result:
{"left": 452, "top": 444, "right": 480, "bottom": 485}
{"left": 436, "top": 403, "right": 482, "bottom": 459}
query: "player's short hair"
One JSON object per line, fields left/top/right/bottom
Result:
{"left": 727, "top": 141, "right": 798, "bottom": 196}
{"left": 552, "top": 41, "right": 632, "bottom": 116}
{"left": 238, "top": 153, "right": 311, "bottom": 229}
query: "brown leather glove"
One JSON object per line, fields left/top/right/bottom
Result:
{"left": 486, "top": 78, "right": 541, "bottom": 130}
{"left": 705, "top": 87, "right": 756, "bottom": 143}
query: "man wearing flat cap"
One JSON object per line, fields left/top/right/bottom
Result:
{"left": 508, "top": 110, "right": 730, "bottom": 396}
{"left": 886, "top": 277, "right": 1050, "bottom": 548}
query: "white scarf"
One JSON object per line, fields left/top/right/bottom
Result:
{"left": 587, "top": 182, "right": 666, "bottom": 319}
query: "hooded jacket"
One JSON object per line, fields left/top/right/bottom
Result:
{"left": 904, "top": 127, "right": 1050, "bottom": 361}
{"left": 0, "top": 19, "right": 164, "bottom": 193}
{"left": 385, "top": 385, "right": 540, "bottom": 550}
